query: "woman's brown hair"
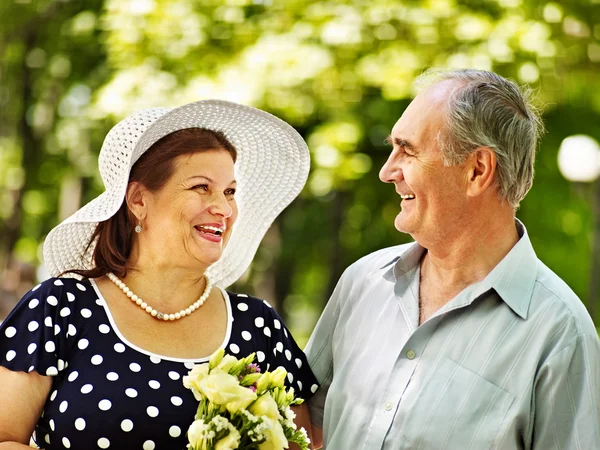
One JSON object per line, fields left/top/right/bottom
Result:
{"left": 65, "top": 128, "right": 237, "bottom": 279}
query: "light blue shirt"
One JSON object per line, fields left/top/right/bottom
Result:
{"left": 306, "top": 222, "right": 600, "bottom": 449}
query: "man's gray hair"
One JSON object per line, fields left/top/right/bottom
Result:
{"left": 414, "top": 68, "right": 544, "bottom": 208}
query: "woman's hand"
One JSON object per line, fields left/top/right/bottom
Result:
{"left": 291, "top": 403, "right": 321, "bottom": 449}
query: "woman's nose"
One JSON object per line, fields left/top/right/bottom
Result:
{"left": 208, "top": 194, "right": 233, "bottom": 218}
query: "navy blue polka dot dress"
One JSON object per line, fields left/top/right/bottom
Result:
{"left": 0, "top": 277, "right": 318, "bottom": 449}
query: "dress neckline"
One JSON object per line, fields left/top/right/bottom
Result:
{"left": 89, "top": 278, "right": 233, "bottom": 363}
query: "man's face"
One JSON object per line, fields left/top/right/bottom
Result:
{"left": 379, "top": 81, "right": 470, "bottom": 245}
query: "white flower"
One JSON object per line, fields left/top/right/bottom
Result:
{"left": 258, "top": 418, "right": 289, "bottom": 450}
{"left": 282, "top": 407, "right": 297, "bottom": 430}
{"left": 183, "top": 364, "right": 210, "bottom": 401}
{"left": 187, "top": 419, "right": 210, "bottom": 450}
{"left": 214, "top": 354, "right": 239, "bottom": 373}
{"left": 209, "top": 348, "right": 225, "bottom": 369}
{"left": 249, "top": 393, "right": 280, "bottom": 421}
{"left": 269, "top": 367, "right": 287, "bottom": 389}
{"left": 197, "top": 372, "right": 257, "bottom": 413}
{"left": 214, "top": 426, "right": 241, "bottom": 450}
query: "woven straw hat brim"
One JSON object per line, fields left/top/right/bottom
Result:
{"left": 43, "top": 100, "right": 310, "bottom": 288}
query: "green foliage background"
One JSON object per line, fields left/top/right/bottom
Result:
{"left": 1, "top": 0, "right": 599, "bottom": 342}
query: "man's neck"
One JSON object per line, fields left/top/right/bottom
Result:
{"left": 417, "top": 209, "right": 519, "bottom": 323}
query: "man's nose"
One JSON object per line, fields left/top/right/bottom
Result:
{"left": 379, "top": 150, "right": 402, "bottom": 183}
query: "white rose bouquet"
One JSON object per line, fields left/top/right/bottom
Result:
{"left": 183, "top": 348, "right": 311, "bottom": 450}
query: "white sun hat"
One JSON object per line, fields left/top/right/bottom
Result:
{"left": 42, "top": 100, "right": 310, "bottom": 288}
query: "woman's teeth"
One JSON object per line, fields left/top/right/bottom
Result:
{"left": 400, "top": 194, "right": 415, "bottom": 199}
{"left": 197, "top": 225, "right": 224, "bottom": 236}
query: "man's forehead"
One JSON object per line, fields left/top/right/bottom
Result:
{"left": 390, "top": 80, "right": 459, "bottom": 138}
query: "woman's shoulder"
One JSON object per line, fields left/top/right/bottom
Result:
{"left": 226, "top": 291, "right": 277, "bottom": 312}
{"left": 17, "top": 277, "right": 96, "bottom": 310}
{"left": 27, "top": 277, "right": 93, "bottom": 296}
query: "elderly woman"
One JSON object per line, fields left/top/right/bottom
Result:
{"left": 0, "top": 100, "right": 318, "bottom": 449}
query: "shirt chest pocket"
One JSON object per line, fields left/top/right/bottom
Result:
{"left": 399, "top": 357, "right": 514, "bottom": 450}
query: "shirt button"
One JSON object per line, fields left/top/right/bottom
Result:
{"left": 406, "top": 350, "right": 416, "bottom": 360}
{"left": 385, "top": 402, "right": 393, "bottom": 411}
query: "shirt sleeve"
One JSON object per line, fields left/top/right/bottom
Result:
{"left": 259, "top": 300, "right": 319, "bottom": 403}
{"left": 0, "top": 278, "right": 79, "bottom": 377}
{"left": 304, "top": 268, "right": 347, "bottom": 429}
{"left": 532, "top": 333, "right": 600, "bottom": 449}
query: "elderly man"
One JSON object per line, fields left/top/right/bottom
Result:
{"left": 306, "top": 69, "right": 600, "bottom": 450}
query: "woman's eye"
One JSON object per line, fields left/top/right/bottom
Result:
{"left": 194, "top": 184, "right": 209, "bottom": 192}
{"left": 225, "top": 188, "right": 236, "bottom": 196}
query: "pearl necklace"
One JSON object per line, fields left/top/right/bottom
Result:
{"left": 106, "top": 272, "right": 213, "bottom": 321}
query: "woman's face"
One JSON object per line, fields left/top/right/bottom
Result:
{"left": 137, "top": 149, "right": 238, "bottom": 272}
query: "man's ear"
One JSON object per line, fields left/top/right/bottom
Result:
{"left": 125, "top": 182, "right": 148, "bottom": 221}
{"left": 466, "top": 146, "right": 497, "bottom": 198}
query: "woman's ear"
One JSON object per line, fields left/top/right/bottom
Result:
{"left": 125, "top": 182, "right": 148, "bottom": 222}
{"left": 466, "top": 146, "right": 497, "bottom": 198}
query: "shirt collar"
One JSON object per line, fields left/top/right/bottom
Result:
{"left": 381, "top": 219, "right": 538, "bottom": 319}
{"left": 478, "top": 219, "right": 538, "bottom": 319}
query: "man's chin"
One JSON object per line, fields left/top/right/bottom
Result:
{"left": 393, "top": 215, "right": 414, "bottom": 235}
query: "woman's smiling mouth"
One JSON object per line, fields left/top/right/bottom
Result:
{"left": 195, "top": 224, "right": 225, "bottom": 242}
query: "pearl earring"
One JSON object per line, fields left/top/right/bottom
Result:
{"left": 135, "top": 224, "right": 142, "bottom": 233}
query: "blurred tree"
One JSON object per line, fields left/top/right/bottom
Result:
{"left": 1, "top": 0, "right": 599, "bottom": 340}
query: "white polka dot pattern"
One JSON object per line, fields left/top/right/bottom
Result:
{"left": 125, "top": 388, "right": 138, "bottom": 398}
{"left": 121, "top": 419, "right": 133, "bottom": 432}
{"left": 45, "top": 341, "right": 56, "bottom": 353}
{"left": 114, "top": 343, "right": 126, "bottom": 353}
{"left": 4, "top": 326, "right": 16, "bottom": 338}
{"left": 0, "top": 280, "right": 319, "bottom": 448}
{"left": 106, "top": 372, "right": 119, "bottom": 381}
{"left": 75, "top": 418, "right": 86, "bottom": 430}
{"left": 98, "top": 400, "right": 112, "bottom": 411}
